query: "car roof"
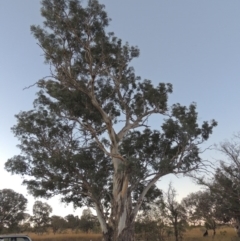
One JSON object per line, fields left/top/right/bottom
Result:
{"left": 0, "top": 235, "right": 30, "bottom": 238}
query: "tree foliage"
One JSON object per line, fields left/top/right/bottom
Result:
{"left": 5, "top": 0, "right": 217, "bottom": 240}
{"left": 18, "top": 213, "right": 32, "bottom": 233}
{"left": 65, "top": 214, "right": 80, "bottom": 231}
{"left": 32, "top": 201, "right": 52, "bottom": 234}
{"left": 0, "top": 189, "right": 27, "bottom": 233}
{"left": 181, "top": 134, "right": 240, "bottom": 237}
{"left": 212, "top": 134, "right": 240, "bottom": 221}
{"left": 163, "top": 184, "right": 188, "bottom": 241}
{"left": 182, "top": 191, "right": 217, "bottom": 224}
{"left": 79, "top": 208, "right": 99, "bottom": 233}
{"left": 182, "top": 190, "right": 218, "bottom": 237}
{"left": 51, "top": 215, "right": 67, "bottom": 234}
{"left": 135, "top": 198, "right": 169, "bottom": 241}
{"left": 203, "top": 134, "right": 240, "bottom": 236}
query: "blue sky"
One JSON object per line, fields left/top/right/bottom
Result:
{"left": 1, "top": 0, "right": 240, "bottom": 216}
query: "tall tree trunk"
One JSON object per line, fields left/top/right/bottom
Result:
{"left": 102, "top": 226, "right": 134, "bottom": 241}
{"left": 102, "top": 227, "right": 114, "bottom": 241}
{"left": 98, "top": 162, "right": 160, "bottom": 241}
{"left": 112, "top": 171, "right": 134, "bottom": 241}
{"left": 115, "top": 224, "right": 135, "bottom": 241}
{"left": 100, "top": 207, "right": 135, "bottom": 241}
{"left": 174, "top": 216, "right": 179, "bottom": 241}
{"left": 102, "top": 150, "right": 135, "bottom": 241}
{"left": 94, "top": 151, "right": 135, "bottom": 241}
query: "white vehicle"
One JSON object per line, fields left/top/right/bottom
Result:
{"left": 0, "top": 235, "right": 32, "bottom": 241}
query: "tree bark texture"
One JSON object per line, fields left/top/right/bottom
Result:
{"left": 96, "top": 147, "right": 136, "bottom": 241}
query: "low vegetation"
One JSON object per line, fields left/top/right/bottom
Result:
{"left": 29, "top": 231, "right": 102, "bottom": 241}
{"left": 24, "top": 226, "right": 240, "bottom": 241}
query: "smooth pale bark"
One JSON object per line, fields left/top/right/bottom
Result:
{"left": 98, "top": 156, "right": 161, "bottom": 241}
{"left": 98, "top": 184, "right": 135, "bottom": 241}
{"left": 112, "top": 157, "right": 132, "bottom": 241}
{"left": 95, "top": 204, "right": 108, "bottom": 234}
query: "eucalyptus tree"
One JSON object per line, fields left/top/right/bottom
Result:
{"left": 163, "top": 184, "right": 187, "bottom": 241}
{"left": 0, "top": 189, "right": 27, "bottom": 233}
{"left": 189, "top": 133, "right": 240, "bottom": 237}
{"left": 51, "top": 215, "right": 67, "bottom": 234}
{"left": 65, "top": 214, "right": 80, "bottom": 232}
{"left": 79, "top": 208, "right": 98, "bottom": 233}
{"left": 135, "top": 195, "right": 167, "bottom": 241}
{"left": 182, "top": 191, "right": 215, "bottom": 225}
{"left": 207, "top": 133, "right": 240, "bottom": 236}
{"left": 5, "top": 0, "right": 217, "bottom": 240}
{"left": 182, "top": 191, "right": 218, "bottom": 236}
{"left": 32, "top": 201, "right": 52, "bottom": 234}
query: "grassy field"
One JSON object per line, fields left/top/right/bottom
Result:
{"left": 183, "top": 226, "right": 239, "bottom": 241}
{"left": 26, "top": 226, "right": 240, "bottom": 241}
{"left": 28, "top": 231, "right": 102, "bottom": 241}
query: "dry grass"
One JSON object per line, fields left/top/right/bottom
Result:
{"left": 183, "top": 226, "right": 240, "bottom": 241}
{"left": 24, "top": 226, "right": 240, "bottom": 241}
{"left": 27, "top": 231, "right": 102, "bottom": 241}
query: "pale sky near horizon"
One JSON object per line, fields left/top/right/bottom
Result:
{"left": 1, "top": 0, "right": 240, "bottom": 217}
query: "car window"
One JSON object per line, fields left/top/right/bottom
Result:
{"left": 17, "top": 238, "right": 29, "bottom": 241}
{"left": 0, "top": 238, "right": 10, "bottom": 241}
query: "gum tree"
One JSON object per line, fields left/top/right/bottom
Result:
{"left": 164, "top": 184, "right": 187, "bottom": 241}
{"left": 5, "top": 1, "right": 217, "bottom": 240}
{"left": 32, "top": 201, "right": 52, "bottom": 234}
{"left": 208, "top": 134, "right": 240, "bottom": 236}
{"left": 0, "top": 189, "right": 27, "bottom": 233}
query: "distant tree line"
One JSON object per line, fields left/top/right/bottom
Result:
{"left": 0, "top": 189, "right": 100, "bottom": 234}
